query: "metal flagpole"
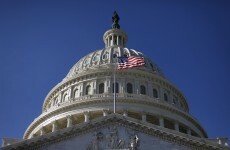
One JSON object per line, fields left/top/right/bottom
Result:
{"left": 113, "top": 55, "right": 117, "bottom": 113}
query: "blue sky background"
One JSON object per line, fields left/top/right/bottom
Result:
{"left": 0, "top": 0, "right": 230, "bottom": 145}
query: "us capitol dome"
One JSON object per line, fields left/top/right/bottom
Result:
{"left": 2, "top": 12, "right": 229, "bottom": 150}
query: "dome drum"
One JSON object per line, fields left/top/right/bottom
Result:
{"left": 24, "top": 102, "right": 207, "bottom": 139}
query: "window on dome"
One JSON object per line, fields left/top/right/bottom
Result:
{"left": 173, "top": 96, "right": 178, "bottom": 104}
{"left": 86, "top": 85, "right": 91, "bottom": 95}
{"left": 112, "top": 82, "right": 119, "bottom": 93}
{"left": 164, "top": 93, "right": 168, "bottom": 101}
{"left": 153, "top": 88, "right": 158, "bottom": 98}
{"left": 140, "top": 85, "right": 146, "bottom": 95}
{"left": 93, "top": 54, "right": 99, "bottom": 62}
{"left": 74, "top": 89, "right": 79, "bottom": 98}
{"left": 99, "top": 83, "right": 104, "bottom": 94}
{"left": 84, "top": 58, "right": 90, "bottom": 65}
{"left": 102, "top": 52, "right": 109, "bottom": 60}
{"left": 127, "top": 83, "right": 133, "bottom": 94}
{"left": 179, "top": 125, "right": 187, "bottom": 134}
{"left": 63, "top": 94, "right": 68, "bottom": 102}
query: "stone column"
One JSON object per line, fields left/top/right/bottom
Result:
{"left": 93, "top": 80, "right": 97, "bottom": 94}
{"left": 187, "top": 128, "right": 191, "bottom": 135}
{"left": 121, "top": 79, "right": 125, "bottom": 94}
{"left": 106, "top": 78, "right": 110, "bottom": 93}
{"left": 123, "top": 110, "right": 128, "bottom": 117}
{"left": 40, "top": 127, "right": 45, "bottom": 136}
{"left": 117, "top": 36, "right": 119, "bottom": 45}
{"left": 135, "top": 81, "right": 140, "bottom": 94}
{"left": 159, "top": 87, "right": 164, "bottom": 101}
{"left": 148, "top": 83, "right": 152, "bottom": 97}
{"left": 159, "top": 117, "right": 164, "bottom": 127}
{"left": 84, "top": 111, "right": 89, "bottom": 122}
{"left": 174, "top": 122, "right": 179, "bottom": 131}
{"left": 112, "top": 35, "right": 114, "bottom": 46}
{"left": 169, "top": 92, "right": 173, "bottom": 104}
{"left": 67, "top": 115, "right": 73, "bottom": 128}
{"left": 52, "top": 121, "right": 58, "bottom": 132}
{"left": 103, "top": 109, "right": 109, "bottom": 117}
{"left": 142, "top": 112, "right": 146, "bottom": 122}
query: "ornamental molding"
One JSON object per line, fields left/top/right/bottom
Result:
{"left": 5, "top": 114, "right": 228, "bottom": 150}
{"left": 24, "top": 98, "right": 206, "bottom": 139}
{"left": 42, "top": 69, "right": 188, "bottom": 112}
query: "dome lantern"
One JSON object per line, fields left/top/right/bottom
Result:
{"left": 103, "top": 11, "right": 128, "bottom": 48}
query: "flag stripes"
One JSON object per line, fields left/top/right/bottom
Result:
{"left": 117, "top": 56, "right": 145, "bottom": 69}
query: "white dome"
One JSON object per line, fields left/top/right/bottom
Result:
{"left": 65, "top": 47, "right": 164, "bottom": 80}
{"left": 23, "top": 27, "right": 207, "bottom": 141}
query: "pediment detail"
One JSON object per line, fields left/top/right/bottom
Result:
{"left": 2, "top": 114, "right": 226, "bottom": 150}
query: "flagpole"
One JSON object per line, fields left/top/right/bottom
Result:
{"left": 113, "top": 57, "right": 117, "bottom": 113}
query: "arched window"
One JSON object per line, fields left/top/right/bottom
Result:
{"left": 127, "top": 83, "right": 133, "bottom": 94}
{"left": 153, "top": 88, "right": 158, "bottom": 98}
{"left": 140, "top": 85, "right": 146, "bottom": 95}
{"left": 74, "top": 89, "right": 79, "bottom": 98}
{"left": 99, "top": 83, "right": 104, "bottom": 94}
{"left": 102, "top": 52, "right": 109, "bottom": 60}
{"left": 112, "top": 82, "right": 119, "bottom": 93}
{"left": 173, "top": 96, "right": 178, "bottom": 104}
{"left": 164, "top": 93, "right": 168, "bottom": 101}
{"left": 86, "top": 85, "right": 91, "bottom": 95}
{"left": 63, "top": 94, "right": 68, "bottom": 102}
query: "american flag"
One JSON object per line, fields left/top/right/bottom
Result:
{"left": 117, "top": 56, "right": 145, "bottom": 69}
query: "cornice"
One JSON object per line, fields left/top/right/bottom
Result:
{"left": 4, "top": 114, "right": 228, "bottom": 150}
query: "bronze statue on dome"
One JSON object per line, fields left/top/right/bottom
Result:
{"left": 112, "top": 11, "right": 120, "bottom": 29}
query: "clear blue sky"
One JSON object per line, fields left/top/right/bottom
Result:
{"left": 0, "top": 0, "right": 230, "bottom": 144}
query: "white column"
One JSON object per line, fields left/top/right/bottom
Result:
{"left": 187, "top": 128, "right": 191, "bottom": 135}
{"left": 148, "top": 83, "right": 152, "bottom": 97}
{"left": 67, "top": 115, "right": 73, "bottom": 128}
{"left": 40, "top": 127, "right": 45, "bottom": 136}
{"left": 159, "top": 117, "right": 164, "bottom": 127}
{"left": 84, "top": 111, "right": 89, "bottom": 122}
{"left": 112, "top": 35, "right": 114, "bottom": 46}
{"left": 79, "top": 83, "right": 83, "bottom": 96}
{"left": 159, "top": 87, "right": 164, "bottom": 100}
{"left": 103, "top": 109, "right": 109, "bottom": 116}
{"left": 121, "top": 79, "right": 125, "bottom": 94}
{"left": 52, "top": 121, "right": 58, "bottom": 132}
{"left": 142, "top": 112, "right": 146, "bottom": 122}
{"left": 135, "top": 81, "right": 140, "bottom": 94}
{"left": 117, "top": 36, "right": 119, "bottom": 45}
{"left": 93, "top": 80, "right": 97, "bottom": 94}
{"left": 169, "top": 92, "right": 173, "bottom": 104}
{"left": 174, "top": 122, "right": 179, "bottom": 131}
{"left": 106, "top": 78, "right": 110, "bottom": 93}
{"left": 123, "top": 110, "right": 128, "bottom": 117}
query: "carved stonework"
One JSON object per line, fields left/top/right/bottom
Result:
{"left": 86, "top": 126, "right": 139, "bottom": 150}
